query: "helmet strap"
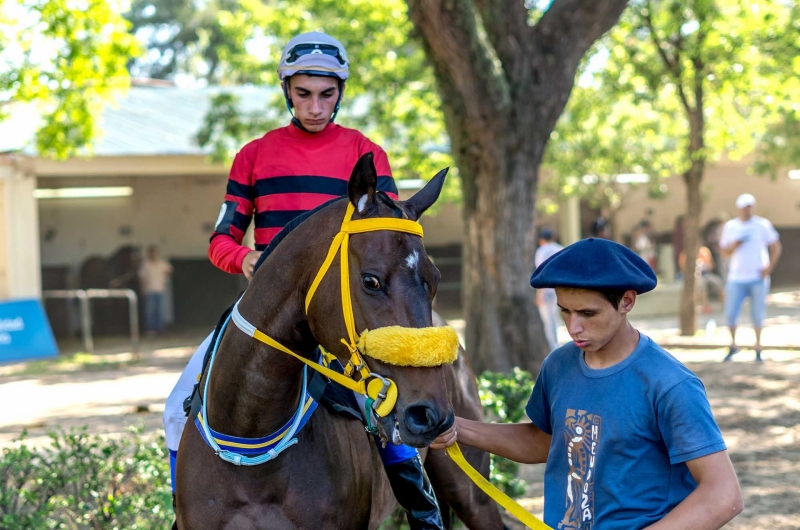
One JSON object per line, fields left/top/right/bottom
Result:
{"left": 291, "top": 116, "right": 311, "bottom": 132}
{"left": 282, "top": 81, "right": 294, "bottom": 113}
{"left": 283, "top": 80, "right": 312, "bottom": 133}
{"left": 329, "top": 79, "right": 344, "bottom": 123}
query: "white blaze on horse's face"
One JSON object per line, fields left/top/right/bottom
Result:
{"left": 405, "top": 250, "right": 419, "bottom": 271}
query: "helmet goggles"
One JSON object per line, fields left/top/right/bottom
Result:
{"left": 285, "top": 43, "right": 347, "bottom": 66}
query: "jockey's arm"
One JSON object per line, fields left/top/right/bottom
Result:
{"left": 208, "top": 143, "right": 258, "bottom": 275}
{"left": 430, "top": 417, "right": 550, "bottom": 465}
{"left": 643, "top": 451, "right": 743, "bottom": 530}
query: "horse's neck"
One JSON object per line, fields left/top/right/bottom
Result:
{"left": 205, "top": 228, "right": 325, "bottom": 438}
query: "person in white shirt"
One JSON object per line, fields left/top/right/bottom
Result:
{"left": 534, "top": 228, "right": 564, "bottom": 351}
{"left": 139, "top": 245, "right": 173, "bottom": 334}
{"left": 719, "top": 193, "right": 782, "bottom": 362}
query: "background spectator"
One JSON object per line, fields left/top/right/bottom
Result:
{"left": 139, "top": 245, "right": 173, "bottom": 335}
{"left": 633, "top": 219, "right": 657, "bottom": 272}
{"left": 534, "top": 228, "right": 564, "bottom": 351}
{"left": 720, "top": 194, "right": 782, "bottom": 363}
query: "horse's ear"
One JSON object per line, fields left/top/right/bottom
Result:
{"left": 404, "top": 167, "right": 448, "bottom": 221}
{"left": 348, "top": 152, "right": 378, "bottom": 213}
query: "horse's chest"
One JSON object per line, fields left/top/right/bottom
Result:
{"left": 191, "top": 416, "right": 386, "bottom": 528}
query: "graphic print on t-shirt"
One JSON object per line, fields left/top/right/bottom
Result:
{"left": 559, "top": 409, "right": 602, "bottom": 530}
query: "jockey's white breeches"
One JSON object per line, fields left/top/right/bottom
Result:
{"left": 163, "top": 331, "right": 214, "bottom": 452}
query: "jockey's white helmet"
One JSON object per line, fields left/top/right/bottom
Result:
{"left": 278, "top": 32, "right": 349, "bottom": 81}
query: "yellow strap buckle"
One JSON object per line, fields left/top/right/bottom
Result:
{"left": 365, "top": 373, "right": 398, "bottom": 418}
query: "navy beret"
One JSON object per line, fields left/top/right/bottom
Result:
{"left": 530, "top": 238, "right": 657, "bottom": 294}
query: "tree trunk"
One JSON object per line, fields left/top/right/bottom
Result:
{"left": 679, "top": 106, "right": 705, "bottom": 336}
{"left": 406, "top": 0, "right": 629, "bottom": 373}
{"left": 680, "top": 159, "right": 703, "bottom": 336}
{"left": 432, "top": 48, "right": 551, "bottom": 374}
{"left": 461, "top": 133, "right": 550, "bottom": 373}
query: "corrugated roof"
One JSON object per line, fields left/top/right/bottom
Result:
{"left": 0, "top": 85, "right": 278, "bottom": 157}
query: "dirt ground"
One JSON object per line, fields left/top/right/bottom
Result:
{"left": 2, "top": 342, "right": 799, "bottom": 528}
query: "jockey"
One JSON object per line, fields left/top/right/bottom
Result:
{"left": 163, "top": 31, "right": 444, "bottom": 530}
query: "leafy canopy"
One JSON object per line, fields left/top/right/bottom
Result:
{"left": 0, "top": 0, "right": 140, "bottom": 158}
{"left": 545, "top": 0, "right": 800, "bottom": 211}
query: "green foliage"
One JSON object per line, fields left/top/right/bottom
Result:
{"left": 546, "top": 0, "right": 800, "bottom": 210}
{"left": 478, "top": 368, "right": 535, "bottom": 498}
{"left": 479, "top": 368, "right": 534, "bottom": 424}
{"left": 0, "top": 0, "right": 140, "bottom": 158}
{"left": 194, "top": 92, "right": 282, "bottom": 165}
{"left": 755, "top": 110, "right": 800, "bottom": 178}
{"left": 0, "top": 427, "right": 172, "bottom": 529}
{"left": 126, "top": 0, "right": 239, "bottom": 81}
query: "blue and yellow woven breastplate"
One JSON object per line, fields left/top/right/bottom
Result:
{"left": 195, "top": 394, "right": 317, "bottom": 456}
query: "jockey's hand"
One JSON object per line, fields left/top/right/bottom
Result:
{"left": 430, "top": 420, "right": 458, "bottom": 450}
{"left": 242, "top": 250, "right": 263, "bottom": 281}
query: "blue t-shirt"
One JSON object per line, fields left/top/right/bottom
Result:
{"left": 526, "top": 334, "right": 726, "bottom": 530}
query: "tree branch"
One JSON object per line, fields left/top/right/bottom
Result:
{"left": 532, "top": 0, "right": 629, "bottom": 72}
{"left": 528, "top": 0, "right": 628, "bottom": 132}
{"left": 689, "top": 28, "right": 706, "bottom": 156}
{"left": 406, "top": 0, "right": 511, "bottom": 128}
{"left": 642, "top": 0, "right": 694, "bottom": 114}
{"left": 473, "top": 0, "right": 535, "bottom": 78}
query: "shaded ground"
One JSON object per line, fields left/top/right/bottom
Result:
{"left": 2, "top": 291, "right": 800, "bottom": 528}
{"left": 0, "top": 341, "right": 197, "bottom": 447}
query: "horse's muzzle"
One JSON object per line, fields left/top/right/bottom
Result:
{"left": 400, "top": 402, "right": 455, "bottom": 446}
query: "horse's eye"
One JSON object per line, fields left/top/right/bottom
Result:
{"left": 362, "top": 274, "right": 382, "bottom": 291}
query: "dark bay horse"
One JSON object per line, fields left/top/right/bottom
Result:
{"left": 176, "top": 154, "right": 504, "bottom": 529}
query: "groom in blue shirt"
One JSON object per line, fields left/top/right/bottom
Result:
{"left": 432, "top": 238, "right": 743, "bottom": 529}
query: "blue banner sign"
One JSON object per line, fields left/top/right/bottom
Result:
{"left": 0, "top": 298, "right": 59, "bottom": 364}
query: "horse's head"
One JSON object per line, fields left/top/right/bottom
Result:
{"left": 307, "top": 153, "right": 454, "bottom": 448}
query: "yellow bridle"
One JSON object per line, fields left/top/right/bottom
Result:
{"left": 231, "top": 200, "right": 550, "bottom": 529}
{"left": 233, "top": 201, "right": 458, "bottom": 418}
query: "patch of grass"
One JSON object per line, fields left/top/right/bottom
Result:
{"left": 5, "top": 352, "right": 141, "bottom": 378}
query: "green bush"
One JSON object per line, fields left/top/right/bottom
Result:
{"left": 0, "top": 426, "right": 172, "bottom": 529}
{"left": 478, "top": 367, "right": 535, "bottom": 498}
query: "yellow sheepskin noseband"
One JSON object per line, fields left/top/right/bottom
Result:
{"left": 357, "top": 326, "right": 459, "bottom": 367}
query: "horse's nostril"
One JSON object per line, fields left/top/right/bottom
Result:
{"left": 403, "top": 402, "right": 440, "bottom": 435}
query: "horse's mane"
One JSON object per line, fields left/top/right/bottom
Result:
{"left": 252, "top": 192, "right": 404, "bottom": 275}
{"left": 253, "top": 197, "right": 344, "bottom": 274}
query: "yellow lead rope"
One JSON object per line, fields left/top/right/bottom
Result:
{"left": 446, "top": 443, "right": 552, "bottom": 529}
